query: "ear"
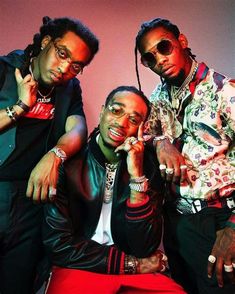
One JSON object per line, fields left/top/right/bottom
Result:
{"left": 41, "top": 35, "right": 52, "bottom": 50}
{"left": 178, "top": 34, "right": 188, "bottom": 49}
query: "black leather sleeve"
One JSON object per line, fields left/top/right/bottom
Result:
{"left": 42, "top": 165, "right": 124, "bottom": 274}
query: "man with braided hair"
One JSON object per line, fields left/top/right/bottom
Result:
{"left": 135, "top": 17, "right": 235, "bottom": 294}
{"left": 0, "top": 16, "right": 98, "bottom": 293}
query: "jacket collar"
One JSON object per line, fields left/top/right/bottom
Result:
{"left": 89, "top": 132, "right": 125, "bottom": 169}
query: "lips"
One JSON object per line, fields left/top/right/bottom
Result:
{"left": 108, "top": 128, "right": 126, "bottom": 142}
{"left": 161, "top": 65, "right": 175, "bottom": 76}
{"left": 50, "top": 71, "right": 62, "bottom": 82}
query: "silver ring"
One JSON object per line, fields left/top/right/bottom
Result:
{"left": 180, "top": 165, "right": 187, "bottom": 170}
{"left": 166, "top": 168, "right": 174, "bottom": 175}
{"left": 49, "top": 187, "right": 57, "bottom": 196}
{"left": 131, "top": 139, "right": 138, "bottom": 145}
{"left": 161, "top": 254, "right": 168, "bottom": 261}
{"left": 128, "top": 137, "right": 137, "bottom": 143}
{"left": 160, "top": 264, "right": 166, "bottom": 272}
{"left": 208, "top": 255, "right": 216, "bottom": 264}
{"left": 224, "top": 264, "right": 233, "bottom": 272}
{"left": 159, "top": 164, "right": 167, "bottom": 170}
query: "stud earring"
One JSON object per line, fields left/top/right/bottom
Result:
{"left": 41, "top": 46, "right": 43, "bottom": 50}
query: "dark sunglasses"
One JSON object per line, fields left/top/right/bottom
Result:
{"left": 141, "top": 39, "right": 174, "bottom": 68}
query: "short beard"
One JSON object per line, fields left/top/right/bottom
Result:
{"left": 100, "top": 132, "right": 116, "bottom": 150}
{"left": 165, "top": 69, "right": 185, "bottom": 87}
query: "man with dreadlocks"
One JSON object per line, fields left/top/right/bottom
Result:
{"left": 42, "top": 85, "right": 186, "bottom": 294}
{"left": 0, "top": 16, "right": 98, "bottom": 293}
{"left": 135, "top": 18, "right": 235, "bottom": 294}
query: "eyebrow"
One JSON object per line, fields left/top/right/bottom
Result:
{"left": 110, "top": 102, "right": 144, "bottom": 119}
{"left": 55, "top": 42, "right": 85, "bottom": 66}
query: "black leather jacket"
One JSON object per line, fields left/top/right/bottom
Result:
{"left": 43, "top": 134, "right": 164, "bottom": 274}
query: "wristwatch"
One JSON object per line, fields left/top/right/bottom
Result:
{"left": 49, "top": 147, "right": 67, "bottom": 163}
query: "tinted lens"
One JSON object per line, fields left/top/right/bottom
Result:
{"left": 141, "top": 40, "right": 173, "bottom": 68}
{"left": 141, "top": 52, "right": 156, "bottom": 68}
{"left": 157, "top": 40, "right": 173, "bottom": 55}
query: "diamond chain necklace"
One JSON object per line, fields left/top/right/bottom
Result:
{"left": 170, "top": 59, "right": 198, "bottom": 116}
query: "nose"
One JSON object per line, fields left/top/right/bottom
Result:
{"left": 58, "top": 60, "right": 71, "bottom": 74}
{"left": 156, "top": 52, "right": 168, "bottom": 66}
{"left": 114, "top": 114, "right": 129, "bottom": 128}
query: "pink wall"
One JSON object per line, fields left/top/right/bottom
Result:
{"left": 1, "top": 0, "right": 234, "bottom": 132}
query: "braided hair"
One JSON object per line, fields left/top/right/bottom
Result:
{"left": 22, "top": 16, "right": 99, "bottom": 75}
{"left": 135, "top": 18, "right": 196, "bottom": 90}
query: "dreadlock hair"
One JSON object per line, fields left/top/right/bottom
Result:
{"left": 22, "top": 16, "right": 99, "bottom": 75}
{"left": 135, "top": 18, "right": 196, "bottom": 91}
{"left": 88, "top": 85, "right": 151, "bottom": 140}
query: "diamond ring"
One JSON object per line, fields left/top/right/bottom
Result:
{"left": 49, "top": 187, "right": 57, "bottom": 197}
{"left": 208, "top": 255, "right": 216, "bottom": 264}
{"left": 159, "top": 164, "right": 167, "bottom": 170}
{"left": 180, "top": 165, "right": 187, "bottom": 170}
{"left": 166, "top": 168, "right": 174, "bottom": 175}
{"left": 131, "top": 139, "right": 138, "bottom": 145}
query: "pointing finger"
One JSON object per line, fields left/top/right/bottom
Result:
{"left": 15, "top": 68, "right": 23, "bottom": 84}
{"left": 137, "top": 122, "right": 144, "bottom": 141}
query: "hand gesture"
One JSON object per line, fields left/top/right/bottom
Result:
{"left": 115, "top": 123, "right": 145, "bottom": 178}
{"left": 15, "top": 68, "right": 37, "bottom": 108}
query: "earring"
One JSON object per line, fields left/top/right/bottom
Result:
{"left": 41, "top": 46, "right": 43, "bottom": 50}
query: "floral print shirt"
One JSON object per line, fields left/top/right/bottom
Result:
{"left": 147, "top": 63, "right": 235, "bottom": 200}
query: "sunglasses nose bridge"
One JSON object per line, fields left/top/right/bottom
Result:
{"left": 114, "top": 113, "right": 130, "bottom": 127}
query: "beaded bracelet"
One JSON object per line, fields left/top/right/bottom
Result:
{"left": 6, "top": 106, "right": 19, "bottom": 122}
{"left": 16, "top": 99, "right": 30, "bottom": 112}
